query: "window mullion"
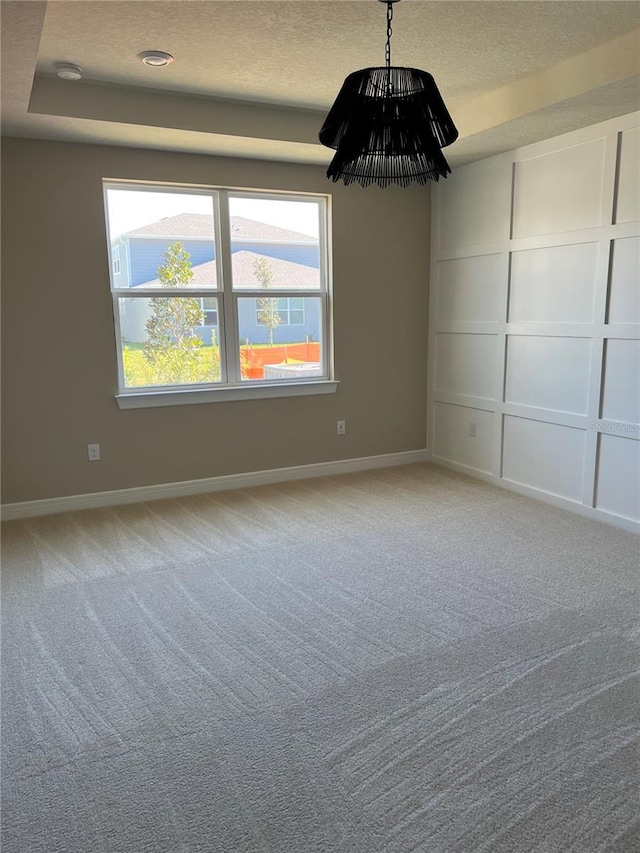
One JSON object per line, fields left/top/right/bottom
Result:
{"left": 234, "top": 290, "right": 317, "bottom": 298}
{"left": 112, "top": 289, "right": 218, "bottom": 298}
{"left": 111, "top": 293, "right": 126, "bottom": 391}
{"left": 321, "top": 198, "right": 332, "bottom": 380}
{"left": 217, "top": 191, "right": 240, "bottom": 384}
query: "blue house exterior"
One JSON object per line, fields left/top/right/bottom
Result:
{"left": 236, "top": 296, "right": 321, "bottom": 346}
{"left": 113, "top": 237, "right": 216, "bottom": 290}
{"left": 113, "top": 214, "right": 321, "bottom": 346}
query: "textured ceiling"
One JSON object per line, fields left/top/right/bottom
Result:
{"left": 35, "top": 1, "right": 640, "bottom": 109}
{"left": 2, "top": 0, "right": 639, "bottom": 168}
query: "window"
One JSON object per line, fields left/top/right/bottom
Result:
{"left": 103, "top": 182, "right": 334, "bottom": 407}
{"left": 201, "top": 297, "right": 218, "bottom": 326}
{"left": 256, "top": 297, "right": 305, "bottom": 327}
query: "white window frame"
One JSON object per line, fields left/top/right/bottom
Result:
{"left": 103, "top": 181, "right": 337, "bottom": 408}
{"left": 112, "top": 245, "right": 121, "bottom": 275}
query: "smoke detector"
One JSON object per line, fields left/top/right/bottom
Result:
{"left": 139, "top": 51, "right": 174, "bottom": 67}
{"left": 56, "top": 63, "right": 83, "bottom": 81}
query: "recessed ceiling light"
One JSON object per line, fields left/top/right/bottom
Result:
{"left": 139, "top": 51, "right": 174, "bottom": 68}
{"left": 56, "top": 63, "right": 83, "bottom": 81}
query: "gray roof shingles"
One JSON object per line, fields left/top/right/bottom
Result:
{"left": 137, "top": 250, "right": 319, "bottom": 290}
{"left": 123, "top": 214, "right": 314, "bottom": 243}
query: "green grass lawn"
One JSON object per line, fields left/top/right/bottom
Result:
{"left": 123, "top": 345, "right": 221, "bottom": 387}
{"left": 122, "top": 340, "right": 314, "bottom": 387}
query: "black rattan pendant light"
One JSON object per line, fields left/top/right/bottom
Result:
{"left": 319, "top": 0, "right": 458, "bottom": 188}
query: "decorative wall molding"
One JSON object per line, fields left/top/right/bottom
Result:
{"left": 429, "top": 111, "right": 640, "bottom": 534}
{"left": 425, "top": 455, "right": 639, "bottom": 535}
{"left": 0, "top": 450, "right": 428, "bottom": 521}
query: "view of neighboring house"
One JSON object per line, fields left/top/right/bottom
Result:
{"left": 113, "top": 214, "right": 321, "bottom": 345}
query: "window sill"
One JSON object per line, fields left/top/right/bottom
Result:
{"left": 116, "top": 380, "right": 339, "bottom": 409}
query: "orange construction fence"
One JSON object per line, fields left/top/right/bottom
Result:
{"left": 240, "top": 342, "right": 321, "bottom": 379}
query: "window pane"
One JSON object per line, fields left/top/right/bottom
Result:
{"left": 201, "top": 297, "right": 218, "bottom": 326}
{"left": 118, "top": 297, "right": 221, "bottom": 388}
{"left": 228, "top": 196, "right": 321, "bottom": 290}
{"left": 238, "top": 296, "right": 323, "bottom": 381}
{"left": 105, "top": 188, "right": 218, "bottom": 289}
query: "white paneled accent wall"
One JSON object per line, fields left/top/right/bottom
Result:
{"left": 429, "top": 112, "right": 640, "bottom": 533}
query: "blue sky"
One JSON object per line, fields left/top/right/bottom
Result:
{"left": 106, "top": 189, "right": 320, "bottom": 240}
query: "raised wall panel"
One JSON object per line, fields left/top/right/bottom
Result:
{"left": 512, "top": 138, "right": 607, "bottom": 238}
{"left": 596, "top": 434, "right": 640, "bottom": 521}
{"left": 503, "top": 417, "right": 586, "bottom": 501}
{"left": 435, "top": 254, "right": 505, "bottom": 323}
{"left": 601, "top": 339, "right": 640, "bottom": 424}
{"left": 432, "top": 403, "right": 494, "bottom": 473}
{"left": 609, "top": 236, "right": 640, "bottom": 325}
{"left": 438, "top": 162, "right": 512, "bottom": 249}
{"left": 505, "top": 336, "right": 591, "bottom": 415}
{"left": 434, "top": 333, "right": 497, "bottom": 400}
{"left": 430, "top": 113, "right": 640, "bottom": 531}
{"left": 509, "top": 243, "right": 598, "bottom": 323}
{"left": 615, "top": 127, "right": 640, "bottom": 225}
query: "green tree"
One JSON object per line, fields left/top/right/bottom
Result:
{"left": 253, "top": 256, "right": 281, "bottom": 346}
{"left": 143, "top": 241, "right": 219, "bottom": 384}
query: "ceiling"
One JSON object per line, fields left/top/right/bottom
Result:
{"left": 2, "top": 0, "right": 639, "bottom": 169}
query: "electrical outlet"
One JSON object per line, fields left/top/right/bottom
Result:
{"left": 88, "top": 443, "right": 101, "bottom": 461}
{"left": 337, "top": 420, "right": 346, "bottom": 435}
{"left": 469, "top": 423, "right": 477, "bottom": 438}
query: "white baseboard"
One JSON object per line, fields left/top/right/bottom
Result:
{"left": 426, "top": 453, "right": 640, "bottom": 536}
{"left": 0, "top": 450, "right": 428, "bottom": 521}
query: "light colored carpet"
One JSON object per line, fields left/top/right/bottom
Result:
{"left": 2, "top": 463, "right": 639, "bottom": 852}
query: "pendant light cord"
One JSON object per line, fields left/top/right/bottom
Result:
{"left": 385, "top": 0, "right": 393, "bottom": 71}
{"left": 384, "top": 0, "right": 394, "bottom": 96}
